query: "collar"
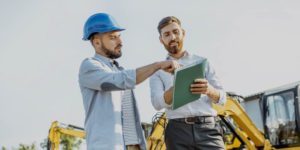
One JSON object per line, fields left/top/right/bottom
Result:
{"left": 94, "top": 53, "right": 116, "bottom": 67}
{"left": 166, "top": 51, "right": 190, "bottom": 60}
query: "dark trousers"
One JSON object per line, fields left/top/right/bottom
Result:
{"left": 165, "top": 119, "right": 225, "bottom": 150}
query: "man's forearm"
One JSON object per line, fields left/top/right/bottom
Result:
{"left": 136, "top": 60, "right": 179, "bottom": 84}
{"left": 207, "top": 86, "right": 220, "bottom": 103}
{"left": 136, "top": 62, "right": 161, "bottom": 84}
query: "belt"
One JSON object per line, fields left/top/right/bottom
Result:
{"left": 170, "top": 116, "right": 216, "bottom": 124}
{"left": 126, "top": 145, "right": 140, "bottom": 150}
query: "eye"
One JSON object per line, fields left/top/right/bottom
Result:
{"left": 164, "top": 33, "right": 169, "bottom": 37}
{"left": 173, "top": 29, "right": 179, "bottom": 34}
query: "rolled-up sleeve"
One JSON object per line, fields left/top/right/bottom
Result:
{"left": 149, "top": 72, "right": 172, "bottom": 110}
{"left": 205, "top": 61, "right": 226, "bottom": 105}
{"left": 79, "top": 58, "right": 136, "bottom": 91}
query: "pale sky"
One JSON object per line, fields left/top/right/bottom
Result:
{"left": 1, "top": 0, "right": 300, "bottom": 148}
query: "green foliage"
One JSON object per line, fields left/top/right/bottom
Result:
{"left": 39, "top": 135, "right": 83, "bottom": 150}
{"left": 1, "top": 143, "right": 37, "bottom": 150}
{"left": 2, "top": 129, "right": 83, "bottom": 150}
{"left": 39, "top": 138, "right": 48, "bottom": 150}
{"left": 60, "top": 135, "right": 82, "bottom": 150}
{"left": 17, "top": 143, "right": 36, "bottom": 150}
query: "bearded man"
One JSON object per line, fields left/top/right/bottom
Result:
{"left": 79, "top": 13, "right": 180, "bottom": 150}
{"left": 150, "top": 16, "right": 226, "bottom": 150}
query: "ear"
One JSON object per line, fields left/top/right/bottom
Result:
{"left": 95, "top": 40, "right": 100, "bottom": 46}
{"left": 182, "top": 29, "right": 186, "bottom": 37}
{"left": 159, "top": 35, "right": 163, "bottom": 44}
{"left": 92, "top": 37, "right": 101, "bottom": 47}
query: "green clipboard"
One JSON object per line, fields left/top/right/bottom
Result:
{"left": 172, "top": 59, "right": 207, "bottom": 110}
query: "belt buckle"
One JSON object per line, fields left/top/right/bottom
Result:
{"left": 184, "top": 118, "right": 195, "bottom": 124}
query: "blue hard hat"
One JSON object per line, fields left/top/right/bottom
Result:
{"left": 82, "top": 13, "right": 125, "bottom": 41}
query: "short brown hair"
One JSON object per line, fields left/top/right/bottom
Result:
{"left": 157, "top": 16, "right": 181, "bottom": 34}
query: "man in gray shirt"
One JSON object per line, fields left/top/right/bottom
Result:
{"left": 150, "top": 16, "right": 226, "bottom": 149}
{"left": 79, "top": 13, "right": 180, "bottom": 150}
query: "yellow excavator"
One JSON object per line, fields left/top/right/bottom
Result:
{"left": 47, "top": 121, "right": 85, "bottom": 150}
{"left": 47, "top": 81, "right": 300, "bottom": 150}
{"left": 47, "top": 94, "right": 271, "bottom": 150}
{"left": 147, "top": 94, "right": 274, "bottom": 150}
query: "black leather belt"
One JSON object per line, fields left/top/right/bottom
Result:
{"left": 170, "top": 116, "right": 216, "bottom": 124}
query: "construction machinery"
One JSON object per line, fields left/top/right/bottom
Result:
{"left": 147, "top": 94, "right": 273, "bottom": 150}
{"left": 242, "top": 81, "right": 300, "bottom": 149}
{"left": 47, "top": 121, "right": 85, "bottom": 150}
{"left": 47, "top": 81, "right": 300, "bottom": 150}
{"left": 147, "top": 81, "right": 300, "bottom": 150}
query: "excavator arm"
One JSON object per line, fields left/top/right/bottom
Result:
{"left": 47, "top": 121, "right": 85, "bottom": 150}
{"left": 146, "top": 112, "right": 167, "bottom": 150}
{"left": 214, "top": 94, "right": 273, "bottom": 150}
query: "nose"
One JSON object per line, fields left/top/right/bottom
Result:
{"left": 170, "top": 33, "right": 176, "bottom": 40}
{"left": 117, "top": 37, "right": 123, "bottom": 45}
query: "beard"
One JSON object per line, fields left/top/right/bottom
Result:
{"left": 101, "top": 41, "right": 122, "bottom": 59}
{"left": 163, "top": 39, "right": 183, "bottom": 54}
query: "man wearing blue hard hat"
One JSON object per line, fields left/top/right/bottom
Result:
{"left": 79, "top": 13, "right": 180, "bottom": 150}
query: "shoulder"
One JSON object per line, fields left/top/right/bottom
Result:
{"left": 189, "top": 53, "right": 209, "bottom": 64}
{"left": 79, "top": 57, "right": 106, "bottom": 72}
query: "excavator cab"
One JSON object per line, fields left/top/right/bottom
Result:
{"left": 244, "top": 81, "right": 300, "bottom": 149}
{"left": 262, "top": 88, "right": 300, "bottom": 148}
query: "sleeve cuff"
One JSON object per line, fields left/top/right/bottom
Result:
{"left": 124, "top": 69, "right": 136, "bottom": 89}
{"left": 216, "top": 90, "right": 226, "bottom": 105}
{"left": 158, "top": 94, "right": 172, "bottom": 109}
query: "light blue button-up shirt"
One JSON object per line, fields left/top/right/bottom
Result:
{"left": 150, "top": 52, "right": 226, "bottom": 119}
{"left": 79, "top": 54, "right": 146, "bottom": 150}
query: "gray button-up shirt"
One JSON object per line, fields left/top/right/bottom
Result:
{"left": 150, "top": 52, "right": 226, "bottom": 119}
{"left": 79, "top": 54, "right": 146, "bottom": 150}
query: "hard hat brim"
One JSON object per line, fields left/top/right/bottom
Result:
{"left": 82, "top": 27, "right": 125, "bottom": 41}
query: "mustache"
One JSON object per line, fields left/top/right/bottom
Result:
{"left": 169, "top": 40, "right": 178, "bottom": 46}
{"left": 115, "top": 44, "right": 123, "bottom": 49}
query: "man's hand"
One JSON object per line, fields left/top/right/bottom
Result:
{"left": 159, "top": 60, "right": 181, "bottom": 74}
{"left": 164, "top": 86, "right": 174, "bottom": 105}
{"left": 190, "top": 78, "right": 220, "bottom": 103}
{"left": 190, "top": 79, "right": 211, "bottom": 94}
{"left": 136, "top": 60, "right": 180, "bottom": 85}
